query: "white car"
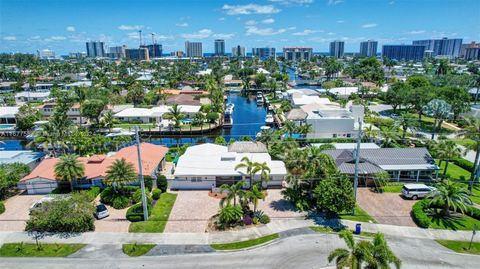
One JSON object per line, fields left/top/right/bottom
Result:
{"left": 29, "top": 197, "right": 55, "bottom": 212}
{"left": 95, "top": 204, "right": 110, "bottom": 219}
{"left": 401, "top": 184, "right": 437, "bottom": 200}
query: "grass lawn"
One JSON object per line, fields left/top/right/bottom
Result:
{"left": 382, "top": 182, "right": 404, "bottom": 193}
{"left": 428, "top": 212, "right": 480, "bottom": 231}
{"left": 436, "top": 160, "right": 471, "bottom": 180}
{"left": 436, "top": 240, "right": 480, "bottom": 255}
{"left": 113, "top": 123, "right": 156, "bottom": 129}
{"left": 0, "top": 243, "right": 85, "bottom": 257}
{"left": 129, "top": 192, "right": 177, "bottom": 233}
{"left": 338, "top": 206, "right": 378, "bottom": 223}
{"left": 122, "top": 244, "right": 156, "bottom": 257}
{"left": 450, "top": 138, "right": 476, "bottom": 148}
{"left": 210, "top": 234, "right": 279, "bottom": 251}
{"left": 310, "top": 226, "right": 376, "bottom": 238}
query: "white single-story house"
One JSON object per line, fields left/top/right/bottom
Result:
{"left": 0, "top": 106, "right": 19, "bottom": 124}
{"left": 114, "top": 105, "right": 201, "bottom": 124}
{"left": 15, "top": 91, "right": 51, "bottom": 103}
{"left": 328, "top": 87, "right": 359, "bottom": 99}
{"left": 171, "top": 142, "right": 287, "bottom": 190}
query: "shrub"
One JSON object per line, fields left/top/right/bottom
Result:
{"left": 126, "top": 203, "right": 152, "bottom": 222}
{"left": 0, "top": 201, "right": 5, "bottom": 215}
{"left": 466, "top": 206, "right": 480, "bottom": 220}
{"left": 411, "top": 200, "right": 431, "bottom": 228}
{"left": 313, "top": 176, "right": 355, "bottom": 214}
{"left": 252, "top": 217, "right": 259, "bottom": 224}
{"left": 253, "top": 210, "right": 265, "bottom": 220}
{"left": 132, "top": 189, "right": 152, "bottom": 204}
{"left": 218, "top": 205, "right": 243, "bottom": 227}
{"left": 451, "top": 158, "right": 474, "bottom": 173}
{"left": 81, "top": 187, "right": 100, "bottom": 202}
{"left": 243, "top": 215, "right": 253, "bottom": 225}
{"left": 259, "top": 214, "right": 270, "bottom": 224}
{"left": 112, "top": 196, "right": 130, "bottom": 209}
{"left": 156, "top": 175, "right": 168, "bottom": 192}
{"left": 152, "top": 189, "right": 161, "bottom": 200}
{"left": 143, "top": 176, "right": 153, "bottom": 191}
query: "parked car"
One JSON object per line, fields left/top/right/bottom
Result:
{"left": 29, "top": 197, "right": 55, "bottom": 213}
{"left": 401, "top": 184, "right": 437, "bottom": 200}
{"left": 95, "top": 204, "right": 109, "bottom": 219}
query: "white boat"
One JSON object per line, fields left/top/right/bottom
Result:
{"left": 256, "top": 94, "right": 264, "bottom": 104}
{"left": 256, "top": 126, "right": 271, "bottom": 138}
{"left": 265, "top": 114, "right": 274, "bottom": 124}
{"left": 225, "top": 103, "right": 234, "bottom": 115}
{"left": 105, "top": 128, "right": 135, "bottom": 137}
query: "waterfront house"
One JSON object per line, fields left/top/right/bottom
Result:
{"left": 0, "top": 150, "right": 46, "bottom": 169}
{"left": 323, "top": 148, "right": 439, "bottom": 185}
{"left": 0, "top": 106, "right": 19, "bottom": 124}
{"left": 114, "top": 105, "right": 201, "bottom": 124}
{"left": 15, "top": 91, "right": 51, "bottom": 103}
{"left": 18, "top": 143, "right": 168, "bottom": 194}
{"left": 171, "top": 142, "right": 287, "bottom": 190}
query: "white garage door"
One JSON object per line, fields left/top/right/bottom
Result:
{"left": 26, "top": 182, "right": 58, "bottom": 194}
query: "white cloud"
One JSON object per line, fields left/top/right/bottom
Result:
{"left": 50, "top": 36, "right": 67, "bottom": 41}
{"left": 176, "top": 22, "right": 189, "bottom": 27}
{"left": 213, "top": 33, "right": 235, "bottom": 39}
{"left": 406, "top": 30, "right": 426, "bottom": 35}
{"left": 219, "top": 17, "right": 225, "bottom": 21}
{"left": 156, "top": 35, "right": 175, "bottom": 40}
{"left": 245, "top": 26, "right": 287, "bottom": 36}
{"left": 3, "top": 36, "right": 16, "bottom": 41}
{"left": 245, "top": 20, "right": 257, "bottom": 26}
{"left": 262, "top": 18, "right": 275, "bottom": 24}
{"left": 127, "top": 32, "right": 141, "bottom": 40}
{"left": 327, "top": 0, "right": 343, "bottom": 5}
{"left": 29, "top": 35, "right": 41, "bottom": 40}
{"left": 292, "top": 29, "right": 322, "bottom": 36}
{"left": 361, "top": 23, "right": 377, "bottom": 28}
{"left": 336, "top": 20, "right": 344, "bottom": 23}
{"left": 66, "top": 26, "right": 76, "bottom": 32}
{"left": 118, "top": 25, "right": 144, "bottom": 31}
{"left": 222, "top": 4, "right": 280, "bottom": 15}
{"left": 182, "top": 29, "right": 213, "bottom": 39}
{"left": 269, "top": 0, "right": 313, "bottom": 6}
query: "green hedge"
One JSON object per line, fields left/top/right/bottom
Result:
{"left": 451, "top": 158, "right": 474, "bottom": 173}
{"left": 152, "top": 189, "right": 161, "bottom": 200}
{"left": 411, "top": 200, "right": 431, "bottom": 228}
{"left": 126, "top": 203, "right": 152, "bottom": 222}
{"left": 81, "top": 187, "right": 100, "bottom": 202}
{"left": 0, "top": 201, "right": 5, "bottom": 215}
{"left": 156, "top": 175, "right": 168, "bottom": 192}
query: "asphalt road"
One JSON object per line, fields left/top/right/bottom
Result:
{"left": 1, "top": 233, "right": 479, "bottom": 269}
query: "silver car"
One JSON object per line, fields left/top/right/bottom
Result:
{"left": 402, "top": 184, "right": 436, "bottom": 200}
{"left": 95, "top": 204, "right": 110, "bottom": 219}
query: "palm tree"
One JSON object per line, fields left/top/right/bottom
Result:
{"left": 163, "top": 104, "right": 186, "bottom": 128}
{"left": 252, "top": 161, "right": 271, "bottom": 188}
{"left": 363, "top": 125, "right": 379, "bottom": 143}
{"left": 104, "top": 158, "right": 137, "bottom": 192}
{"left": 235, "top": 157, "right": 257, "bottom": 188}
{"left": 379, "top": 126, "right": 400, "bottom": 147}
{"left": 457, "top": 117, "right": 480, "bottom": 181}
{"left": 219, "top": 180, "right": 246, "bottom": 207}
{"left": 29, "top": 122, "right": 58, "bottom": 157}
{"left": 423, "top": 99, "right": 451, "bottom": 140}
{"left": 427, "top": 181, "right": 472, "bottom": 217}
{"left": 54, "top": 154, "right": 85, "bottom": 192}
{"left": 266, "top": 79, "right": 278, "bottom": 98}
{"left": 328, "top": 230, "right": 373, "bottom": 269}
{"left": 245, "top": 184, "right": 265, "bottom": 212}
{"left": 394, "top": 113, "right": 417, "bottom": 143}
{"left": 435, "top": 140, "right": 464, "bottom": 176}
{"left": 74, "top": 86, "right": 87, "bottom": 127}
{"left": 366, "top": 233, "right": 402, "bottom": 269}
{"left": 100, "top": 111, "right": 116, "bottom": 131}
{"left": 256, "top": 128, "right": 277, "bottom": 149}
{"left": 282, "top": 120, "right": 297, "bottom": 138}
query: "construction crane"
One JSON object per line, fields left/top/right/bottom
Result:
{"left": 151, "top": 33, "right": 155, "bottom": 58}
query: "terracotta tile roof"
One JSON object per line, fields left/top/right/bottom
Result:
{"left": 21, "top": 143, "right": 168, "bottom": 182}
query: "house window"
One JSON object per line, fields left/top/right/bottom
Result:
{"left": 191, "top": 177, "right": 202, "bottom": 182}
{"left": 333, "top": 134, "right": 337, "bottom": 138}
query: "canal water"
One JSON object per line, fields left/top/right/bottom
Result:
{"left": 0, "top": 93, "right": 267, "bottom": 150}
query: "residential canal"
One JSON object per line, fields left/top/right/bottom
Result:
{"left": 0, "top": 93, "right": 267, "bottom": 149}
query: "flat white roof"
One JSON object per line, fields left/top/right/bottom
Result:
{"left": 0, "top": 106, "right": 19, "bottom": 117}
{"left": 15, "top": 91, "right": 50, "bottom": 98}
{"left": 114, "top": 105, "right": 201, "bottom": 118}
{"left": 329, "top": 87, "right": 358, "bottom": 96}
{"left": 313, "top": 143, "right": 380, "bottom": 149}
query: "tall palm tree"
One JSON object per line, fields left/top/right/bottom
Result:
{"left": 219, "top": 180, "right": 246, "bottom": 207}
{"left": 100, "top": 111, "right": 116, "bottom": 131}
{"left": 282, "top": 120, "right": 297, "bottom": 138}
{"left": 235, "top": 157, "right": 257, "bottom": 188}
{"left": 328, "top": 230, "right": 373, "bottom": 269}
{"left": 104, "top": 158, "right": 137, "bottom": 192}
{"left": 363, "top": 125, "right": 379, "bottom": 143}
{"left": 163, "top": 104, "right": 186, "bottom": 128}
{"left": 457, "top": 117, "right": 480, "bottom": 181}
{"left": 74, "top": 86, "right": 87, "bottom": 127}
{"left": 252, "top": 161, "right": 271, "bottom": 188}
{"left": 256, "top": 128, "right": 277, "bottom": 149}
{"left": 379, "top": 126, "right": 400, "bottom": 148}
{"left": 394, "top": 113, "right": 417, "bottom": 143}
{"left": 245, "top": 184, "right": 265, "bottom": 212}
{"left": 423, "top": 99, "right": 451, "bottom": 140}
{"left": 427, "top": 181, "right": 472, "bottom": 217}
{"left": 366, "top": 233, "right": 402, "bottom": 269}
{"left": 54, "top": 154, "right": 85, "bottom": 192}
{"left": 436, "top": 140, "right": 464, "bottom": 176}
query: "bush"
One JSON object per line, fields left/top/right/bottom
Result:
{"left": 243, "top": 215, "right": 252, "bottom": 225}
{"left": 466, "top": 206, "right": 480, "bottom": 219}
{"left": 126, "top": 203, "right": 152, "bottom": 222}
{"left": 218, "top": 205, "right": 243, "bottom": 227}
{"left": 100, "top": 186, "right": 139, "bottom": 206}
{"left": 100, "top": 187, "right": 115, "bottom": 204}
{"left": 143, "top": 176, "right": 153, "bottom": 191}
{"left": 156, "top": 175, "right": 168, "bottom": 192}
{"left": 411, "top": 200, "right": 431, "bottom": 228}
{"left": 112, "top": 196, "right": 130, "bottom": 209}
{"left": 313, "top": 176, "right": 355, "bottom": 214}
{"left": 132, "top": 189, "right": 152, "bottom": 204}
{"left": 259, "top": 214, "right": 270, "bottom": 224}
{"left": 152, "top": 189, "right": 161, "bottom": 200}
{"left": 81, "top": 187, "right": 100, "bottom": 202}
{"left": 0, "top": 201, "right": 5, "bottom": 215}
{"left": 451, "top": 158, "right": 474, "bottom": 173}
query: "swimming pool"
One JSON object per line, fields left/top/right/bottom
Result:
{"left": 0, "top": 124, "right": 15, "bottom": 130}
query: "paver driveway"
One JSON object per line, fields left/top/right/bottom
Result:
{"left": 0, "top": 194, "right": 44, "bottom": 231}
{"left": 357, "top": 188, "right": 417, "bottom": 227}
{"left": 94, "top": 197, "right": 130, "bottom": 233}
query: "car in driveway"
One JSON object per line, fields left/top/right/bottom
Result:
{"left": 94, "top": 204, "right": 109, "bottom": 219}
{"left": 401, "top": 184, "right": 437, "bottom": 200}
{"left": 29, "top": 197, "right": 55, "bottom": 212}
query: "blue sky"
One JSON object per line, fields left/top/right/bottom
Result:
{"left": 1, "top": 0, "right": 479, "bottom": 54}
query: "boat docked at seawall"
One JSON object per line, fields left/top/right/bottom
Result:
{"left": 256, "top": 93, "right": 264, "bottom": 105}
{"left": 265, "top": 114, "right": 274, "bottom": 125}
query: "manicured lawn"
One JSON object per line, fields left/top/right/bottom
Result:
{"left": 382, "top": 183, "right": 404, "bottom": 193}
{"left": 310, "top": 226, "right": 376, "bottom": 237}
{"left": 129, "top": 192, "right": 177, "bottom": 233}
{"left": 0, "top": 243, "right": 85, "bottom": 257}
{"left": 450, "top": 138, "right": 476, "bottom": 148}
{"left": 122, "top": 243, "right": 156, "bottom": 257}
{"left": 436, "top": 240, "right": 480, "bottom": 255}
{"left": 436, "top": 160, "right": 471, "bottom": 180}
{"left": 338, "top": 206, "right": 378, "bottom": 223}
{"left": 428, "top": 212, "right": 480, "bottom": 231}
{"left": 113, "top": 123, "right": 156, "bottom": 129}
{"left": 210, "top": 234, "right": 279, "bottom": 250}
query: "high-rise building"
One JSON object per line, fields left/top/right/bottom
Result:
{"left": 329, "top": 41, "right": 344, "bottom": 58}
{"left": 214, "top": 39, "right": 225, "bottom": 56}
{"left": 85, "top": 41, "right": 105, "bottom": 58}
{"left": 108, "top": 45, "right": 127, "bottom": 59}
{"left": 170, "top": 51, "right": 184, "bottom": 57}
{"left": 283, "top": 47, "right": 313, "bottom": 61}
{"left": 125, "top": 48, "right": 149, "bottom": 61}
{"left": 141, "top": 44, "right": 162, "bottom": 58}
{"left": 382, "top": 45, "right": 426, "bottom": 61}
{"left": 413, "top": 38, "right": 463, "bottom": 58}
{"left": 69, "top": 52, "right": 87, "bottom": 59}
{"left": 37, "top": 49, "right": 55, "bottom": 59}
{"left": 252, "top": 47, "right": 276, "bottom": 60}
{"left": 231, "top": 45, "right": 245, "bottom": 57}
{"left": 359, "top": 40, "right": 378, "bottom": 57}
{"left": 463, "top": 42, "right": 480, "bottom": 60}
{"left": 185, "top": 41, "right": 203, "bottom": 57}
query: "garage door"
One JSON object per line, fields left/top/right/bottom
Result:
{"left": 26, "top": 182, "right": 58, "bottom": 194}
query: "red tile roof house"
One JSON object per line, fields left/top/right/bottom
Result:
{"left": 18, "top": 143, "right": 168, "bottom": 194}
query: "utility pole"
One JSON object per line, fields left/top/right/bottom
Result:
{"left": 135, "top": 126, "right": 149, "bottom": 221}
{"left": 352, "top": 118, "right": 363, "bottom": 215}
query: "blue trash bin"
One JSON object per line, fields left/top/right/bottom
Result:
{"left": 355, "top": 223, "right": 361, "bottom": 235}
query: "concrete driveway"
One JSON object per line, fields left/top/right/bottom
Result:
{"left": 357, "top": 188, "right": 417, "bottom": 227}
{"left": 93, "top": 198, "right": 130, "bottom": 233}
{"left": 0, "top": 194, "right": 44, "bottom": 231}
